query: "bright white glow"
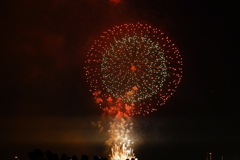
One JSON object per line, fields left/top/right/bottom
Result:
{"left": 107, "top": 118, "right": 138, "bottom": 160}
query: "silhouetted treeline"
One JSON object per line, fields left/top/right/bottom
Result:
{"left": 28, "top": 149, "right": 108, "bottom": 160}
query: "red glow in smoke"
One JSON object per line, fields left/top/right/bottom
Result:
{"left": 109, "top": 0, "right": 121, "bottom": 4}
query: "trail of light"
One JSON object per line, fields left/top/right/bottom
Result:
{"left": 106, "top": 117, "right": 138, "bottom": 160}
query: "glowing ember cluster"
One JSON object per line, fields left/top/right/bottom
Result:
{"left": 85, "top": 22, "right": 183, "bottom": 116}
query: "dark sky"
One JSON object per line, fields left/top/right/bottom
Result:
{"left": 0, "top": 0, "right": 239, "bottom": 160}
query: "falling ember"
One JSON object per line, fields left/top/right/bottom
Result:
{"left": 132, "top": 86, "right": 138, "bottom": 91}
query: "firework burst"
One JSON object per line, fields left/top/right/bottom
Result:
{"left": 85, "top": 22, "right": 183, "bottom": 116}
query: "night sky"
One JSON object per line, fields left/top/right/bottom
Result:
{"left": 0, "top": 0, "right": 239, "bottom": 160}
